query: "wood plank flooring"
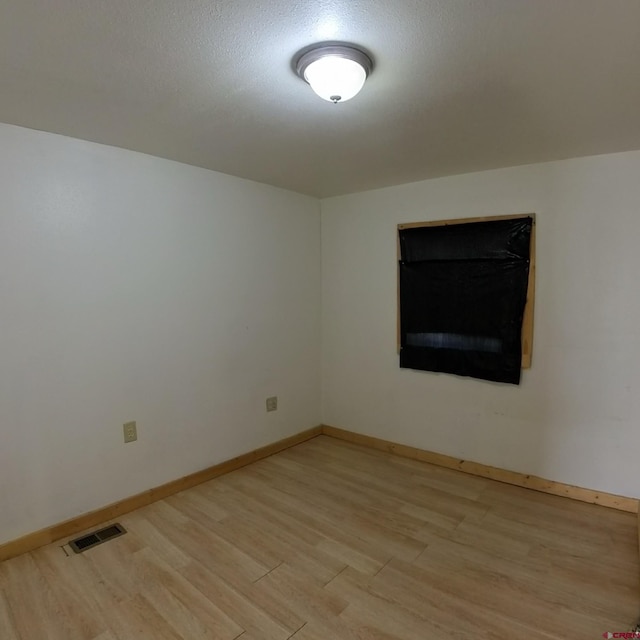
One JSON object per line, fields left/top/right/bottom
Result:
{"left": 0, "top": 435, "right": 638, "bottom": 639}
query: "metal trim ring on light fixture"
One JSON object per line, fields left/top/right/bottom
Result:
{"left": 295, "top": 44, "right": 374, "bottom": 81}
{"left": 294, "top": 43, "right": 374, "bottom": 103}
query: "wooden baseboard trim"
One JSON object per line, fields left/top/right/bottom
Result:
{"left": 321, "top": 425, "right": 638, "bottom": 513}
{"left": 0, "top": 425, "right": 322, "bottom": 563}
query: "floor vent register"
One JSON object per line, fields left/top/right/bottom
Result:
{"left": 68, "top": 523, "right": 127, "bottom": 554}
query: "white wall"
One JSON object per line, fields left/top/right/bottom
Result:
{"left": 322, "top": 151, "right": 640, "bottom": 499}
{"left": 3, "top": 122, "right": 639, "bottom": 547}
{"left": 0, "top": 123, "right": 321, "bottom": 545}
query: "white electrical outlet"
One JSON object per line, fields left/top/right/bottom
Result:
{"left": 266, "top": 396, "right": 278, "bottom": 412}
{"left": 123, "top": 421, "right": 137, "bottom": 443}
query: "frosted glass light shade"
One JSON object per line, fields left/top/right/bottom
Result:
{"left": 295, "top": 44, "right": 373, "bottom": 104}
{"left": 304, "top": 56, "right": 367, "bottom": 103}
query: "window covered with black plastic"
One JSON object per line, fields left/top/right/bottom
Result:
{"left": 398, "top": 217, "right": 533, "bottom": 384}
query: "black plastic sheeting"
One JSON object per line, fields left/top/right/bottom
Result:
{"left": 399, "top": 217, "right": 533, "bottom": 384}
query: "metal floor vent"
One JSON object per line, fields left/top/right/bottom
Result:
{"left": 69, "top": 523, "right": 127, "bottom": 554}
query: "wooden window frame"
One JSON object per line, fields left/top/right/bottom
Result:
{"left": 397, "top": 213, "right": 536, "bottom": 369}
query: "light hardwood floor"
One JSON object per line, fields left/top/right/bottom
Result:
{"left": 0, "top": 435, "right": 638, "bottom": 639}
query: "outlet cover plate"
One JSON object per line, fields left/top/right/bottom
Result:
{"left": 123, "top": 421, "right": 137, "bottom": 443}
{"left": 266, "top": 396, "right": 278, "bottom": 412}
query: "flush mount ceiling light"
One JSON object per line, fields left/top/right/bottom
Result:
{"left": 295, "top": 43, "right": 373, "bottom": 104}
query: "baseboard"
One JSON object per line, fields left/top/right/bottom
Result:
{"left": 321, "top": 425, "right": 638, "bottom": 513}
{"left": 0, "top": 425, "right": 322, "bottom": 563}
{"left": 3, "top": 423, "right": 634, "bottom": 564}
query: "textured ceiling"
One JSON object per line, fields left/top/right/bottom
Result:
{"left": 1, "top": 0, "right": 639, "bottom": 197}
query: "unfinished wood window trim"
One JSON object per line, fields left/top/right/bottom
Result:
{"left": 397, "top": 213, "right": 536, "bottom": 369}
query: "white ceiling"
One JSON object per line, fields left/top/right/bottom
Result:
{"left": 1, "top": 0, "right": 639, "bottom": 197}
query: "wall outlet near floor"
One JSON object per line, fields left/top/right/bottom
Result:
{"left": 266, "top": 396, "right": 278, "bottom": 412}
{"left": 123, "top": 421, "right": 137, "bottom": 443}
